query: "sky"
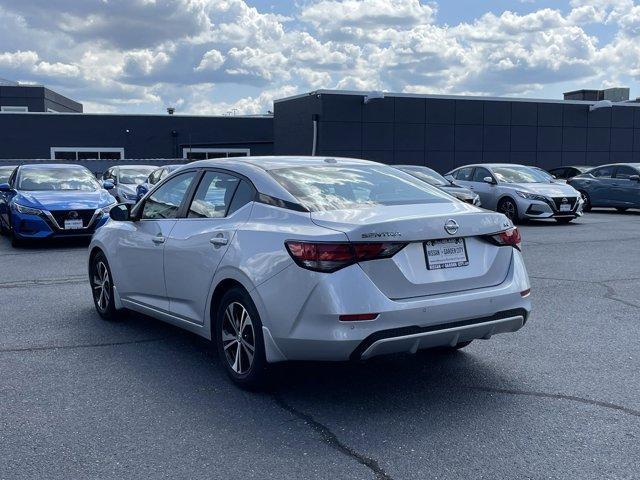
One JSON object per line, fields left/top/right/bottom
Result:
{"left": 1, "top": 0, "right": 639, "bottom": 115}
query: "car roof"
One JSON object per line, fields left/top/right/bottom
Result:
{"left": 18, "top": 163, "right": 89, "bottom": 170}
{"left": 187, "top": 156, "right": 377, "bottom": 172}
{"left": 116, "top": 165, "right": 156, "bottom": 170}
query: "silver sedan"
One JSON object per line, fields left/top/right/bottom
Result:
{"left": 446, "top": 164, "right": 584, "bottom": 224}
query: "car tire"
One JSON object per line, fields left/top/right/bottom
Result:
{"left": 580, "top": 191, "right": 592, "bottom": 212}
{"left": 215, "top": 286, "right": 268, "bottom": 390}
{"left": 616, "top": 207, "right": 628, "bottom": 213}
{"left": 497, "top": 197, "right": 519, "bottom": 224}
{"left": 555, "top": 218, "right": 573, "bottom": 224}
{"left": 89, "top": 251, "right": 120, "bottom": 321}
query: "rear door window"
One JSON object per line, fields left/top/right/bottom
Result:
{"left": 615, "top": 166, "right": 639, "bottom": 179}
{"left": 187, "top": 171, "right": 241, "bottom": 218}
{"left": 455, "top": 167, "right": 474, "bottom": 181}
{"left": 591, "top": 166, "right": 614, "bottom": 178}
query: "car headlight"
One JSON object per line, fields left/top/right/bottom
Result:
{"left": 516, "top": 191, "right": 547, "bottom": 202}
{"left": 14, "top": 203, "right": 43, "bottom": 215}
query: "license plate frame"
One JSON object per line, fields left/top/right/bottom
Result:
{"left": 64, "top": 219, "right": 84, "bottom": 230}
{"left": 424, "top": 238, "right": 469, "bottom": 270}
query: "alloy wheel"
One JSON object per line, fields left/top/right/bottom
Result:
{"left": 221, "top": 302, "right": 256, "bottom": 375}
{"left": 499, "top": 200, "right": 516, "bottom": 221}
{"left": 92, "top": 261, "right": 111, "bottom": 312}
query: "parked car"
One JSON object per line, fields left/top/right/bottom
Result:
{"left": 548, "top": 166, "right": 591, "bottom": 181}
{"left": 446, "top": 163, "right": 584, "bottom": 224}
{"left": 136, "top": 164, "right": 185, "bottom": 202}
{"left": 0, "top": 164, "right": 116, "bottom": 246}
{"left": 89, "top": 156, "right": 531, "bottom": 388}
{"left": 0, "top": 165, "right": 17, "bottom": 184}
{"left": 530, "top": 166, "right": 562, "bottom": 183}
{"left": 395, "top": 165, "right": 481, "bottom": 206}
{"left": 568, "top": 163, "right": 640, "bottom": 212}
{"left": 102, "top": 165, "right": 156, "bottom": 204}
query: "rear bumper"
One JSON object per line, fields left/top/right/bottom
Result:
{"left": 353, "top": 309, "right": 526, "bottom": 360}
{"left": 257, "top": 249, "right": 531, "bottom": 363}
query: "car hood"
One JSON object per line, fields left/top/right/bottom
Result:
{"left": 15, "top": 189, "right": 114, "bottom": 210}
{"left": 504, "top": 182, "right": 579, "bottom": 197}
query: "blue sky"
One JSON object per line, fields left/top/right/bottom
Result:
{"left": 0, "top": 0, "right": 638, "bottom": 114}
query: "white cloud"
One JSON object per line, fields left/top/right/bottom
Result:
{"left": 1, "top": 0, "right": 640, "bottom": 113}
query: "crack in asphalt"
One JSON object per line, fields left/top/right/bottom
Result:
{"left": 529, "top": 275, "right": 640, "bottom": 309}
{"left": 272, "top": 394, "right": 393, "bottom": 480}
{"left": 0, "top": 337, "right": 167, "bottom": 354}
{"left": 0, "top": 275, "right": 87, "bottom": 289}
{"left": 469, "top": 386, "right": 640, "bottom": 418}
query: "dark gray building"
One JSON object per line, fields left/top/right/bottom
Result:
{"left": 3, "top": 86, "right": 640, "bottom": 174}
{"left": 274, "top": 90, "right": 640, "bottom": 173}
{"left": 0, "top": 81, "right": 82, "bottom": 113}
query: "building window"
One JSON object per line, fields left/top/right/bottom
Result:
{"left": 1, "top": 106, "right": 29, "bottom": 112}
{"left": 182, "top": 148, "right": 250, "bottom": 160}
{"left": 50, "top": 147, "right": 125, "bottom": 160}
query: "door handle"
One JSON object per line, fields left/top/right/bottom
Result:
{"left": 152, "top": 235, "right": 165, "bottom": 244}
{"left": 210, "top": 236, "right": 228, "bottom": 246}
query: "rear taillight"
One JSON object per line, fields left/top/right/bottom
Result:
{"left": 285, "top": 241, "right": 407, "bottom": 273}
{"left": 484, "top": 227, "right": 522, "bottom": 250}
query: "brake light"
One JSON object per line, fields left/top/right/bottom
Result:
{"left": 484, "top": 227, "right": 522, "bottom": 250}
{"left": 285, "top": 241, "right": 407, "bottom": 273}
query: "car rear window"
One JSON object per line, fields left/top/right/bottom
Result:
{"left": 269, "top": 164, "right": 451, "bottom": 212}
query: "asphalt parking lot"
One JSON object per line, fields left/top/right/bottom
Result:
{"left": 1, "top": 211, "right": 639, "bottom": 480}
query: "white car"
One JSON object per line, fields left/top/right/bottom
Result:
{"left": 89, "top": 156, "right": 532, "bottom": 388}
{"left": 102, "top": 165, "right": 156, "bottom": 204}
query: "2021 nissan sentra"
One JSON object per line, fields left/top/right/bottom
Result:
{"left": 0, "top": 164, "right": 117, "bottom": 246}
{"left": 102, "top": 165, "right": 156, "bottom": 204}
{"left": 446, "top": 164, "right": 584, "bottom": 224}
{"left": 89, "top": 156, "right": 532, "bottom": 388}
{"left": 568, "top": 163, "right": 640, "bottom": 212}
{"left": 395, "top": 165, "right": 481, "bottom": 206}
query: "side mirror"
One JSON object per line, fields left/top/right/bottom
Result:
{"left": 109, "top": 203, "right": 132, "bottom": 221}
{"left": 629, "top": 175, "right": 640, "bottom": 182}
{"left": 102, "top": 180, "right": 115, "bottom": 190}
{"left": 0, "top": 183, "right": 11, "bottom": 192}
{"left": 483, "top": 176, "right": 495, "bottom": 184}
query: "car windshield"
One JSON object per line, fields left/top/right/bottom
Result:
{"left": 270, "top": 164, "right": 451, "bottom": 212}
{"left": 18, "top": 167, "right": 100, "bottom": 191}
{"left": 532, "top": 168, "right": 554, "bottom": 181}
{"left": 399, "top": 166, "right": 449, "bottom": 187}
{"left": 0, "top": 167, "right": 15, "bottom": 184}
{"left": 492, "top": 166, "right": 549, "bottom": 183}
{"left": 119, "top": 167, "right": 155, "bottom": 184}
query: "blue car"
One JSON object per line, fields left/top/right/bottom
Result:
{"left": 568, "top": 163, "right": 640, "bottom": 212}
{"left": 136, "top": 164, "right": 185, "bottom": 202}
{"left": 0, "top": 164, "right": 117, "bottom": 246}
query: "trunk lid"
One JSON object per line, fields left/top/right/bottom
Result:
{"left": 311, "top": 203, "right": 514, "bottom": 299}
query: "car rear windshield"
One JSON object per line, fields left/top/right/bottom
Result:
{"left": 119, "top": 168, "right": 155, "bottom": 184}
{"left": 269, "top": 164, "right": 451, "bottom": 211}
{"left": 492, "top": 166, "right": 549, "bottom": 183}
{"left": 18, "top": 167, "right": 100, "bottom": 191}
